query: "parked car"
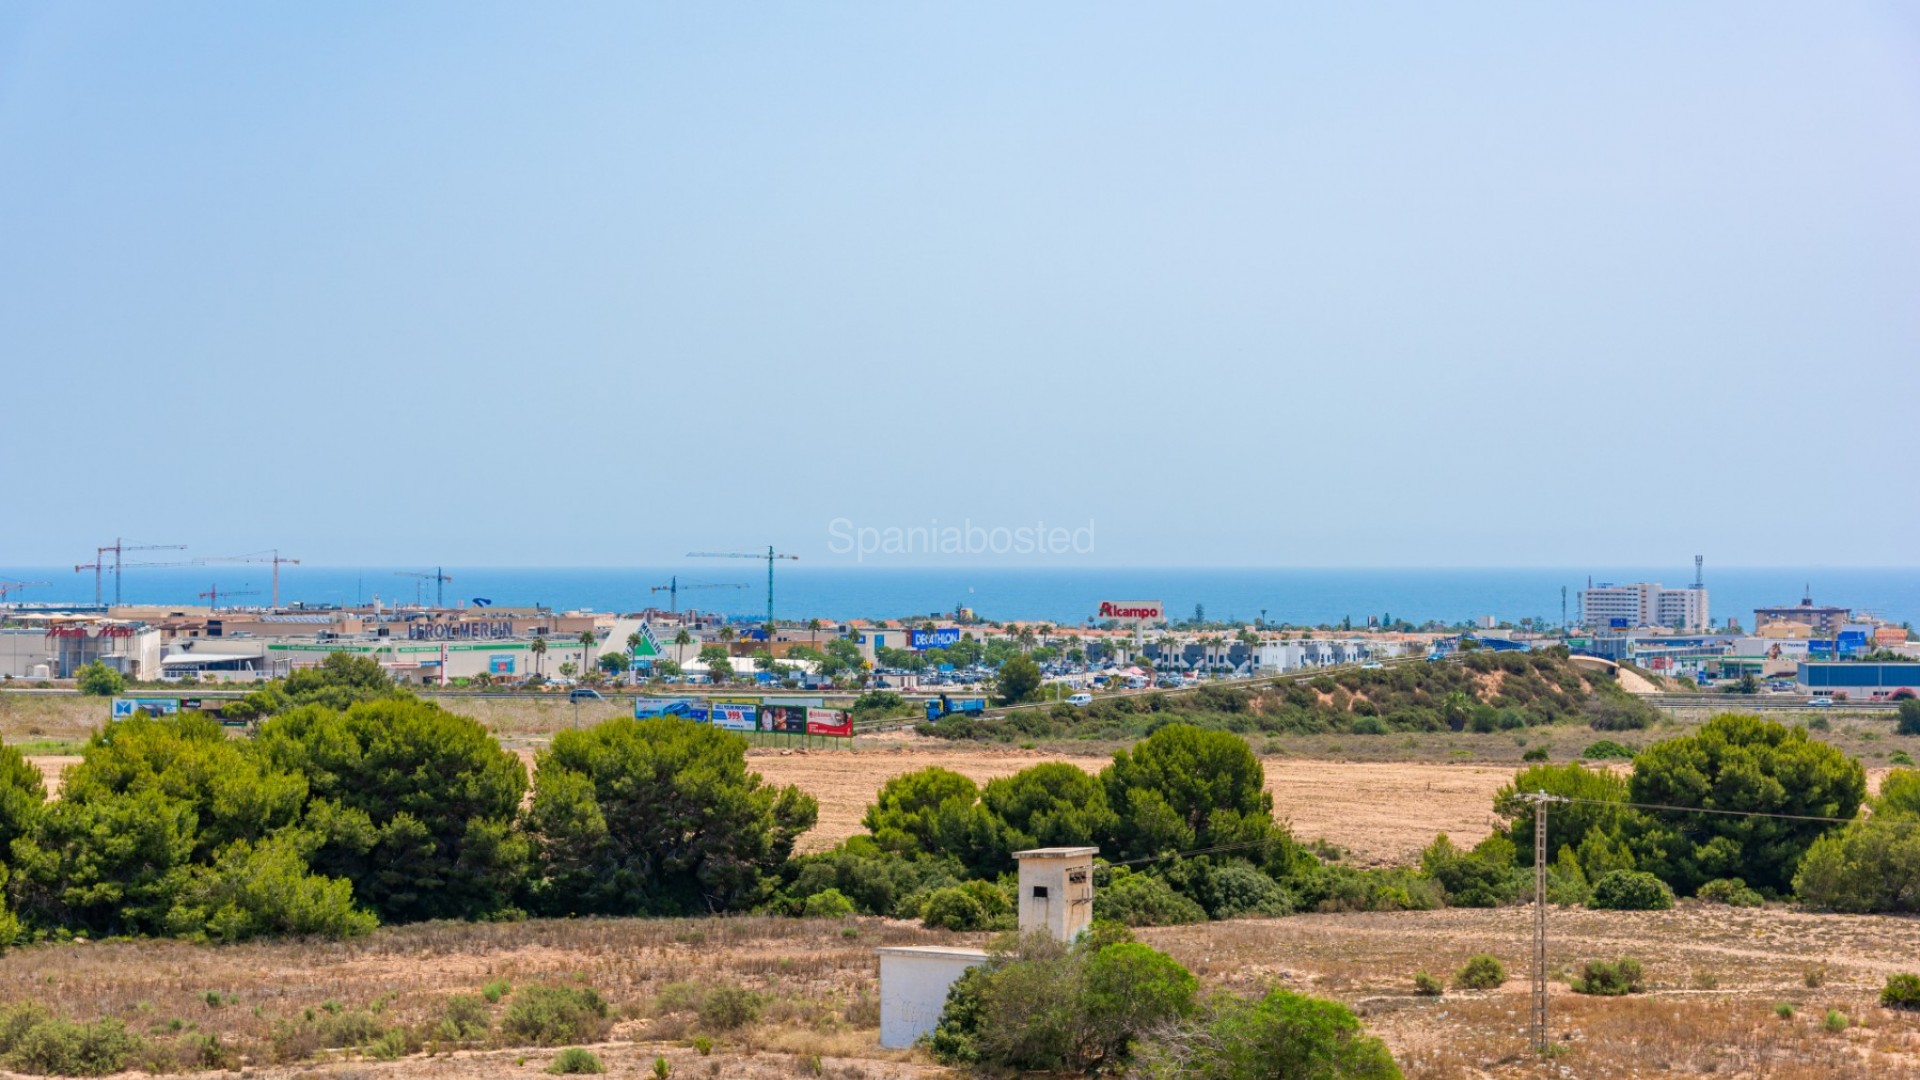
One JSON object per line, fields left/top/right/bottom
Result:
{"left": 569, "top": 688, "right": 605, "bottom": 702}
{"left": 1066, "top": 692, "right": 1093, "bottom": 707}
{"left": 1806, "top": 696, "right": 1833, "bottom": 708}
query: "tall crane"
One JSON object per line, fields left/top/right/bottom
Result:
{"left": 395, "top": 567, "right": 452, "bottom": 608}
{"left": 0, "top": 580, "right": 50, "bottom": 604}
{"left": 203, "top": 550, "right": 301, "bottom": 608}
{"left": 649, "top": 576, "right": 747, "bottom": 613}
{"left": 687, "top": 547, "right": 798, "bottom": 630}
{"left": 79, "top": 539, "right": 187, "bottom": 605}
{"left": 198, "top": 584, "right": 260, "bottom": 610}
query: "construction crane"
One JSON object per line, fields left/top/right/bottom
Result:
{"left": 687, "top": 547, "right": 798, "bottom": 630}
{"left": 78, "top": 539, "right": 187, "bottom": 605}
{"left": 203, "top": 550, "right": 301, "bottom": 608}
{"left": 0, "top": 580, "right": 50, "bottom": 604}
{"left": 649, "top": 576, "right": 747, "bottom": 613}
{"left": 197, "top": 584, "right": 260, "bottom": 610}
{"left": 395, "top": 567, "right": 452, "bottom": 608}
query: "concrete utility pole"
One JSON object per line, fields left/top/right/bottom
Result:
{"left": 1521, "top": 790, "right": 1567, "bottom": 1055}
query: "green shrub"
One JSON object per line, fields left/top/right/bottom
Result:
{"left": 692, "top": 1036, "right": 712, "bottom": 1056}
{"left": 499, "top": 986, "right": 612, "bottom": 1047}
{"left": 1695, "top": 878, "right": 1763, "bottom": 908}
{"left": 1092, "top": 870, "right": 1207, "bottom": 927}
{"left": 1794, "top": 816, "right": 1920, "bottom": 913}
{"left": 1893, "top": 752, "right": 1915, "bottom": 767}
{"left": 1581, "top": 740, "right": 1634, "bottom": 760}
{"left": 1880, "top": 973, "right": 1920, "bottom": 1010}
{"left": 1589, "top": 870, "right": 1674, "bottom": 911}
{"left": 800, "top": 888, "right": 855, "bottom": 919}
{"left": 921, "top": 881, "right": 1011, "bottom": 931}
{"left": 1351, "top": 716, "right": 1389, "bottom": 736}
{"left": 1521, "top": 747, "right": 1549, "bottom": 762}
{"left": 1571, "top": 958, "right": 1645, "bottom": 996}
{"left": 1134, "top": 986, "right": 1403, "bottom": 1080}
{"left": 72, "top": 662, "right": 125, "bottom": 697}
{"left": 481, "top": 979, "right": 512, "bottom": 1004}
{"left": 436, "top": 994, "right": 491, "bottom": 1043}
{"left": 1420, "top": 836, "right": 1522, "bottom": 908}
{"left": 1191, "top": 861, "right": 1294, "bottom": 920}
{"left": 1453, "top": 954, "right": 1506, "bottom": 990}
{"left": 1412, "top": 972, "right": 1443, "bottom": 997}
{"left": 1824, "top": 1008, "right": 1848, "bottom": 1033}
{"left": 1898, "top": 699, "right": 1920, "bottom": 737}
{"left": 1774, "top": 1001, "right": 1795, "bottom": 1019}
{"left": 548, "top": 1048, "right": 605, "bottom": 1074}
{"left": 697, "top": 985, "right": 759, "bottom": 1032}
{"left": 5, "top": 1015, "right": 141, "bottom": 1076}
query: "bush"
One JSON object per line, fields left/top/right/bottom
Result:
{"left": 1093, "top": 870, "right": 1207, "bottom": 927}
{"left": 437, "top": 994, "right": 491, "bottom": 1043}
{"left": 1586, "top": 692, "right": 1657, "bottom": 731}
{"left": 1590, "top": 870, "right": 1674, "bottom": 911}
{"left": 1412, "top": 972, "right": 1443, "bottom": 997}
{"left": 1571, "top": 958, "right": 1645, "bottom": 996}
{"left": 1898, "top": 699, "right": 1920, "bottom": 737}
{"left": 1420, "top": 836, "right": 1521, "bottom": 908}
{"left": 499, "top": 986, "right": 612, "bottom": 1047}
{"left": 1793, "top": 816, "right": 1920, "bottom": 913}
{"left": 800, "top": 888, "right": 855, "bottom": 919}
{"left": 1824, "top": 1009, "right": 1848, "bottom": 1033}
{"left": 1453, "top": 954, "right": 1506, "bottom": 990}
{"left": 1521, "top": 747, "right": 1549, "bottom": 762}
{"left": 921, "top": 881, "right": 1011, "bottom": 931}
{"left": 1134, "top": 986, "right": 1403, "bottom": 1080}
{"left": 697, "top": 985, "right": 760, "bottom": 1032}
{"left": 1351, "top": 716, "right": 1389, "bottom": 736}
{"left": 1881, "top": 973, "right": 1920, "bottom": 1010}
{"left": 164, "top": 834, "right": 376, "bottom": 942}
{"left": 548, "top": 1048, "right": 605, "bottom": 1074}
{"left": 1191, "top": 860, "right": 1294, "bottom": 920}
{"left": 1695, "top": 878, "right": 1763, "bottom": 908}
{"left": 72, "top": 662, "right": 125, "bottom": 697}
{"left": 3, "top": 1014, "right": 141, "bottom": 1076}
{"left": 1775, "top": 1001, "right": 1795, "bottom": 1019}
{"left": 1581, "top": 740, "right": 1634, "bottom": 760}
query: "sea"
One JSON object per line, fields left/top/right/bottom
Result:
{"left": 5, "top": 565, "right": 1918, "bottom": 630}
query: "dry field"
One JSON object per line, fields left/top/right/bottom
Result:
{"left": 1, "top": 905, "right": 1918, "bottom": 1078}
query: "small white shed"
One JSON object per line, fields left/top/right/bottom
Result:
{"left": 876, "top": 945, "right": 990, "bottom": 1049}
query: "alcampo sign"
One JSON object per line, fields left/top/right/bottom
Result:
{"left": 1097, "top": 600, "right": 1165, "bottom": 625}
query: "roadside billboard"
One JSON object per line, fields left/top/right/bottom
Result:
{"left": 805, "top": 708, "right": 852, "bottom": 737}
{"left": 111, "top": 697, "right": 180, "bottom": 719}
{"left": 909, "top": 628, "right": 962, "bottom": 650}
{"left": 489, "top": 655, "right": 515, "bottom": 675}
{"left": 1096, "top": 600, "right": 1165, "bottom": 627}
{"left": 635, "top": 697, "right": 704, "bottom": 719}
{"left": 710, "top": 698, "right": 759, "bottom": 731}
{"left": 759, "top": 704, "right": 807, "bottom": 734}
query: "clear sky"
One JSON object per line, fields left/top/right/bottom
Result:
{"left": 3, "top": 3, "right": 1916, "bottom": 568}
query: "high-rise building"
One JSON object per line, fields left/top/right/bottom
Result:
{"left": 1580, "top": 582, "right": 1709, "bottom": 632}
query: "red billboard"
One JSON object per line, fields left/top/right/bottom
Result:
{"left": 805, "top": 708, "right": 852, "bottom": 737}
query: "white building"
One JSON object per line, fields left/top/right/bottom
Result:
{"left": 1580, "top": 582, "right": 1708, "bottom": 633}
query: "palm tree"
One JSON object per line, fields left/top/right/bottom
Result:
{"left": 674, "top": 628, "right": 692, "bottom": 665}
{"left": 578, "top": 630, "right": 596, "bottom": 678}
{"left": 626, "top": 631, "right": 644, "bottom": 686}
{"left": 529, "top": 635, "right": 547, "bottom": 679}
{"left": 808, "top": 618, "right": 822, "bottom": 650}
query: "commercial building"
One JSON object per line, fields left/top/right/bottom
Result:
{"left": 1755, "top": 594, "right": 1853, "bottom": 637}
{"left": 1580, "top": 582, "right": 1709, "bottom": 633}
{"left": 1799, "top": 662, "right": 1920, "bottom": 701}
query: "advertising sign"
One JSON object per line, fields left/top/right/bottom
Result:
{"left": 489, "top": 655, "right": 515, "bottom": 675}
{"left": 710, "top": 698, "right": 759, "bottom": 731}
{"left": 635, "top": 697, "right": 704, "bottom": 719}
{"left": 111, "top": 697, "right": 179, "bottom": 719}
{"left": 1096, "top": 600, "right": 1165, "bottom": 626}
{"left": 909, "top": 628, "right": 962, "bottom": 650}
{"left": 805, "top": 708, "right": 853, "bottom": 737}
{"left": 1609, "top": 618, "right": 1630, "bottom": 629}
{"left": 759, "top": 704, "right": 807, "bottom": 734}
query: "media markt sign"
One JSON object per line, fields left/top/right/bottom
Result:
{"left": 1096, "top": 600, "right": 1165, "bottom": 627}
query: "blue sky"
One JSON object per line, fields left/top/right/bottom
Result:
{"left": 3, "top": 3, "right": 1916, "bottom": 568}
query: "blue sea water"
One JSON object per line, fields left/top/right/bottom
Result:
{"left": 5, "top": 565, "right": 1918, "bottom": 629}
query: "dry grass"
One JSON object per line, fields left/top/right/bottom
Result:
{"left": 1, "top": 905, "right": 1918, "bottom": 1076}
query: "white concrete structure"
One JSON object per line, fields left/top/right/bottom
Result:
{"left": 1014, "top": 847, "right": 1096, "bottom": 943}
{"left": 877, "top": 946, "right": 991, "bottom": 1049}
{"left": 877, "top": 846, "right": 1102, "bottom": 1050}
{"left": 1580, "top": 582, "right": 1709, "bottom": 632}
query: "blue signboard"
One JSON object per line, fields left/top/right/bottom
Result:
{"left": 635, "top": 697, "right": 705, "bottom": 720}
{"left": 112, "top": 697, "right": 179, "bottom": 719}
{"left": 1608, "top": 618, "right": 1630, "bottom": 629}
{"left": 910, "top": 628, "right": 962, "bottom": 650}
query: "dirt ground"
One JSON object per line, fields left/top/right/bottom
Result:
{"left": 1, "top": 905, "right": 1917, "bottom": 1079}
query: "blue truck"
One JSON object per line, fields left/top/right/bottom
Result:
{"left": 925, "top": 694, "right": 988, "bottom": 722}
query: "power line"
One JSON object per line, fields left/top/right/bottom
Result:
{"left": 1559, "top": 796, "right": 1856, "bottom": 825}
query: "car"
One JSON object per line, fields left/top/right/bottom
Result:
{"left": 1361, "top": 661, "right": 1384, "bottom": 669}
{"left": 1806, "top": 697, "right": 1833, "bottom": 708}
{"left": 568, "top": 688, "right": 605, "bottom": 702}
{"left": 1066, "top": 692, "right": 1093, "bottom": 707}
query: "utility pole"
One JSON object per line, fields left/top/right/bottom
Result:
{"left": 1521, "top": 790, "right": 1566, "bottom": 1056}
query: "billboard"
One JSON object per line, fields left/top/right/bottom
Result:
{"left": 1096, "top": 600, "right": 1165, "bottom": 626}
{"left": 758, "top": 704, "right": 807, "bottom": 734}
{"left": 635, "top": 697, "right": 705, "bottom": 719}
{"left": 910, "top": 628, "right": 962, "bottom": 651}
{"left": 489, "top": 654, "right": 515, "bottom": 675}
{"left": 710, "top": 698, "right": 759, "bottom": 731}
{"left": 805, "top": 708, "right": 852, "bottom": 737}
{"left": 1609, "top": 618, "right": 1630, "bottom": 629}
{"left": 111, "top": 697, "right": 179, "bottom": 719}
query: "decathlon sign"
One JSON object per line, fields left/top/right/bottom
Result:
{"left": 1096, "top": 600, "right": 1164, "bottom": 626}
